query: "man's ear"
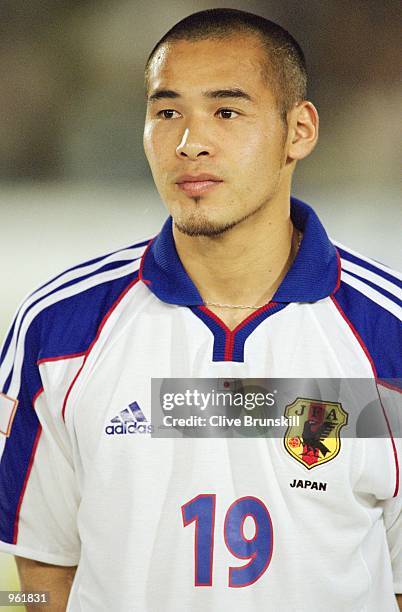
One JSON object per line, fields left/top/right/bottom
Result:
{"left": 286, "top": 101, "right": 319, "bottom": 161}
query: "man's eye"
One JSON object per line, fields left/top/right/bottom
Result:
{"left": 216, "top": 108, "right": 239, "bottom": 119}
{"left": 157, "top": 109, "right": 179, "bottom": 119}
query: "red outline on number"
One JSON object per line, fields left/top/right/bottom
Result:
{"left": 223, "top": 495, "right": 274, "bottom": 588}
{"left": 181, "top": 493, "right": 216, "bottom": 587}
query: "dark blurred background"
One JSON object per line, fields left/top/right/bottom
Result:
{"left": 0, "top": 0, "right": 400, "bottom": 185}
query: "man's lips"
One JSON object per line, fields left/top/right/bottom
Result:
{"left": 176, "top": 174, "right": 223, "bottom": 196}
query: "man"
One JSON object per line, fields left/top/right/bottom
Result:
{"left": 0, "top": 8, "right": 401, "bottom": 612}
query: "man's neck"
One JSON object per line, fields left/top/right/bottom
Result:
{"left": 173, "top": 194, "right": 298, "bottom": 328}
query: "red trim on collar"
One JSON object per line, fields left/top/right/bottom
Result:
{"left": 199, "top": 302, "right": 278, "bottom": 361}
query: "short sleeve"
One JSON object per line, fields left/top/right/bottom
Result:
{"left": 0, "top": 312, "right": 80, "bottom": 566}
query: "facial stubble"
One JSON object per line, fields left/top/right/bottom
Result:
{"left": 173, "top": 195, "right": 269, "bottom": 237}
{"left": 173, "top": 161, "right": 286, "bottom": 238}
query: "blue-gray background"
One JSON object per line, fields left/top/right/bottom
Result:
{"left": 0, "top": 0, "right": 401, "bottom": 593}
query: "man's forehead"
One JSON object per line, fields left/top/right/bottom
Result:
{"left": 147, "top": 36, "right": 267, "bottom": 88}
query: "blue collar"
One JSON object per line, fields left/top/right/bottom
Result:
{"left": 140, "top": 197, "right": 340, "bottom": 305}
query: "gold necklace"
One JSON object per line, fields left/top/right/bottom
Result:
{"left": 203, "top": 229, "right": 302, "bottom": 310}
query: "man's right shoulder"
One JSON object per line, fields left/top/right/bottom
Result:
{"left": 0, "top": 237, "right": 152, "bottom": 378}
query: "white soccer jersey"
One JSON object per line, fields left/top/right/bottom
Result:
{"left": 0, "top": 198, "right": 401, "bottom": 612}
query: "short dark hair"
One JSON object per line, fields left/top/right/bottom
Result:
{"left": 145, "top": 8, "right": 307, "bottom": 121}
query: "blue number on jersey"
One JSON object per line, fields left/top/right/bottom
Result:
{"left": 182, "top": 494, "right": 216, "bottom": 586}
{"left": 182, "top": 494, "right": 273, "bottom": 587}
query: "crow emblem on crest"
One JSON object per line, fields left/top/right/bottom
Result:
{"left": 284, "top": 399, "right": 348, "bottom": 469}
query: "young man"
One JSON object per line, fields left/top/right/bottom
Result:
{"left": 1, "top": 9, "right": 401, "bottom": 612}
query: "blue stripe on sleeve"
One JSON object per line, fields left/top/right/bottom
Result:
{"left": 337, "top": 247, "right": 402, "bottom": 288}
{"left": 334, "top": 281, "right": 402, "bottom": 379}
{"left": 341, "top": 269, "right": 402, "bottom": 308}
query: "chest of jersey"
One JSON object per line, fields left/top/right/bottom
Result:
{"left": 63, "top": 286, "right": 373, "bottom": 446}
{"left": 39, "top": 290, "right": 396, "bottom": 611}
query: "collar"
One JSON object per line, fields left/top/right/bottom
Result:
{"left": 139, "top": 197, "right": 340, "bottom": 305}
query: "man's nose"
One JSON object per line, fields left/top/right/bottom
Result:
{"left": 175, "top": 127, "right": 215, "bottom": 160}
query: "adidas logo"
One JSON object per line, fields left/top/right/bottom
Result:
{"left": 105, "top": 402, "right": 153, "bottom": 435}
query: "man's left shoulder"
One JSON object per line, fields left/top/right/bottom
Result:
{"left": 331, "top": 241, "right": 401, "bottom": 378}
{"left": 333, "top": 241, "right": 401, "bottom": 316}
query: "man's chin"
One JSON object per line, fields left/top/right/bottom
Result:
{"left": 173, "top": 216, "right": 239, "bottom": 237}
{"left": 172, "top": 203, "right": 265, "bottom": 238}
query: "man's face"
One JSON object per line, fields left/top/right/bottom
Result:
{"left": 143, "top": 35, "right": 289, "bottom": 237}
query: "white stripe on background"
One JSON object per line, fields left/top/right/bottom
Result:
{"left": 341, "top": 271, "right": 402, "bottom": 321}
{"left": 333, "top": 240, "right": 402, "bottom": 280}
{"left": 341, "top": 259, "right": 402, "bottom": 300}
{"left": 0, "top": 244, "right": 147, "bottom": 388}
{"left": 2, "top": 260, "right": 141, "bottom": 397}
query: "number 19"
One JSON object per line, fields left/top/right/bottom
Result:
{"left": 181, "top": 494, "right": 273, "bottom": 588}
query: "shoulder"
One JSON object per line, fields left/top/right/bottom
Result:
{"left": 0, "top": 237, "right": 152, "bottom": 388}
{"left": 332, "top": 241, "right": 401, "bottom": 378}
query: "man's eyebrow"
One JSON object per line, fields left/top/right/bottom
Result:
{"left": 147, "top": 87, "right": 254, "bottom": 103}
{"left": 147, "top": 89, "right": 180, "bottom": 102}
{"left": 203, "top": 88, "right": 254, "bottom": 102}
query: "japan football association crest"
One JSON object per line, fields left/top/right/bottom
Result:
{"left": 283, "top": 398, "right": 348, "bottom": 470}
